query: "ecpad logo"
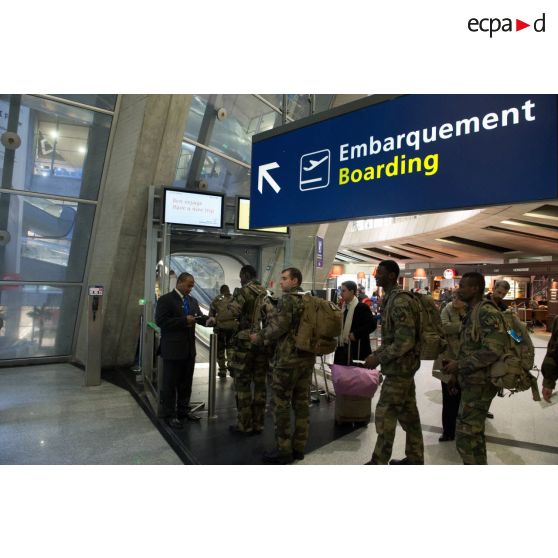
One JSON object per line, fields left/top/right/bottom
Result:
{"left": 468, "top": 13, "right": 546, "bottom": 37}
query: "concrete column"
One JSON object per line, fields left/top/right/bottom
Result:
{"left": 74, "top": 94, "right": 192, "bottom": 367}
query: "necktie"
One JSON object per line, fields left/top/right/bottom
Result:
{"left": 182, "top": 296, "right": 190, "bottom": 316}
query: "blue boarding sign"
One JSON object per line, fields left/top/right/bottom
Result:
{"left": 316, "top": 236, "right": 324, "bottom": 268}
{"left": 250, "top": 94, "right": 558, "bottom": 228}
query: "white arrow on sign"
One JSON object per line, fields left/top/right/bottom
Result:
{"left": 257, "top": 162, "right": 281, "bottom": 194}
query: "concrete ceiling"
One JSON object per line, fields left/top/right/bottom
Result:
{"left": 337, "top": 200, "right": 558, "bottom": 267}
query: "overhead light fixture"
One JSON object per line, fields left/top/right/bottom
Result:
{"left": 500, "top": 220, "right": 525, "bottom": 226}
{"left": 50, "top": 131, "right": 58, "bottom": 139}
{"left": 78, "top": 146, "right": 87, "bottom": 154}
{"left": 524, "top": 211, "right": 558, "bottom": 221}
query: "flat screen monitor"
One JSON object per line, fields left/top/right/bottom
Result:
{"left": 237, "top": 197, "right": 288, "bottom": 234}
{"left": 163, "top": 189, "right": 224, "bottom": 228}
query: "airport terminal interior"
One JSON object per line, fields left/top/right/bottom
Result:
{"left": 1, "top": 93, "right": 557, "bottom": 465}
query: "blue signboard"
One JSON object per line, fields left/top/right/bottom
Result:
{"left": 316, "top": 236, "right": 324, "bottom": 268}
{"left": 250, "top": 95, "right": 558, "bottom": 228}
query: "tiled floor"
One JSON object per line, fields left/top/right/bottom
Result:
{"left": 1, "top": 331, "right": 556, "bottom": 465}
{"left": 301, "top": 331, "right": 558, "bottom": 465}
{"left": 0, "top": 364, "right": 182, "bottom": 465}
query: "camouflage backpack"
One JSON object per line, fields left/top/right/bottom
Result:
{"left": 471, "top": 300, "right": 540, "bottom": 400}
{"left": 294, "top": 293, "right": 343, "bottom": 355}
{"left": 247, "top": 283, "right": 273, "bottom": 331}
{"left": 212, "top": 295, "right": 237, "bottom": 332}
{"left": 501, "top": 310, "right": 535, "bottom": 371}
{"left": 389, "top": 291, "right": 446, "bottom": 360}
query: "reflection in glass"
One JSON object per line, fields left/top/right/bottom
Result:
{"left": 259, "top": 94, "right": 284, "bottom": 110}
{"left": 260, "top": 94, "right": 334, "bottom": 119}
{"left": 0, "top": 284, "right": 81, "bottom": 359}
{"left": 170, "top": 255, "right": 225, "bottom": 304}
{"left": 50, "top": 94, "right": 117, "bottom": 112}
{"left": 0, "top": 193, "right": 95, "bottom": 282}
{"left": 184, "top": 95, "right": 280, "bottom": 165}
{"left": 174, "top": 142, "right": 249, "bottom": 196}
{"left": 0, "top": 94, "right": 112, "bottom": 200}
{"left": 287, "top": 94, "right": 312, "bottom": 120}
{"left": 314, "top": 94, "right": 335, "bottom": 114}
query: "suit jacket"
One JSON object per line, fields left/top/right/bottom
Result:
{"left": 334, "top": 301, "right": 377, "bottom": 364}
{"left": 155, "top": 290, "right": 208, "bottom": 360}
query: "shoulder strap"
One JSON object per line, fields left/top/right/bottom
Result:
{"left": 384, "top": 290, "right": 419, "bottom": 332}
{"left": 470, "top": 299, "right": 501, "bottom": 343}
{"left": 249, "top": 284, "right": 268, "bottom": 329}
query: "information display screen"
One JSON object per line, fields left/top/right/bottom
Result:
{"left": 163, "top": 189, "right": 223, "bottom": 228}
{"left": 236, "top": 197, "right": 288, "bottom": 234}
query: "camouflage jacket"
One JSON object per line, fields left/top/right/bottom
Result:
{"left": 542, "top": 316, "right": 558, "bottom": 389}
{"left": 228, "top": 280, "right": 269, "bottom": 349}
{"left": 440, "top": 303, "right": 464, "bottom": 360}
{"left": 255, "top": 286, "right": 314, "bottom": 368}
{"left": 208, "top": 293, "right": 236, "bottom": 331}
{"left": 457, "top": 300, "right": 506, "bottom": 384}
{"left": 376, "top": 285, "right": 421, "bottom": 377}
{"left": 209, "top": 293, "right": 231, "bottom": 317}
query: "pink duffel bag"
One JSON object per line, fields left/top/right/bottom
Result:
{"left": 331, "top": 364, "right": 381, "bottom": 398}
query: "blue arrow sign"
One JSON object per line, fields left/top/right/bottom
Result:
{"left": 250, "top": 94, "right": 558, "bottom": 228}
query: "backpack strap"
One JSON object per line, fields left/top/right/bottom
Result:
{"left": 470, "top": 299, "right": 501, "bottom": 343}
{"left": 246, "top": 283, "right": 267, "bottom": 330}
{"left": 384, "top": 290, "right": 420, "bottom": 338}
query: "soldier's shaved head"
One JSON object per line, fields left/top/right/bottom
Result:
{"left": 458, "top": 272, "right": 485, "bottom": 304}
{"left": 240, "top": 265, "right": 257, "bottom": 286}
{"left": 378, "top": 260, "right": 400, "bottom": 278}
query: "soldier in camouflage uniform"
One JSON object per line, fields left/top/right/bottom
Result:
{"left": 443, "top": 272, "right": 506, "bottom": 465}
{"left": 250, "top": 267, "right": 315, "bottom": 465}
{"left": 208, "top": 285, "right": 235, "bottom": 378}
{"left": 541, "top": 315, "right": 558, "bottom": 403}
{"left": 228, "top": 265, "right": 269, "bottom": 435}
{"left": 364, "top": 260, "right": 424, "bottom": 465}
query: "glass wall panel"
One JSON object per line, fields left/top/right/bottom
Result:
{"left": 170, "top": 255, "right": 225, "bottom": 304}
{"left": 174, "top": 142, "right": 249, "bottom": 196}
{"left": 0, "top": 284, "right": 81, "bottom": 358}
{"left": 0, "top": 95, "right": 112, "bottom": 200}
{"left": 0, "top": 193, "right": 95, "bottom": 282}
{"left": 260, "top": 94, "right": 284, "bottom": 110}
{"left": 50, "top": 94, "right": 117, "bottom": 112}
{"left": 287, "top": 94, "right": 312, "bottom": 120}
{"left": 184, "top": 95, "right": 279, "bottom": 165}
{"left": 260, "top": 94, "right": 333, "bottom": 119}
{"left": 314, "top": 94, "right": 334, "bottom": 114}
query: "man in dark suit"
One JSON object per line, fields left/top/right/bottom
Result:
{"left": 334, "top": 280, "right": 377, "bottom": 365}
{"left": 155, "top": 272, "right": 214, "bottom": 429}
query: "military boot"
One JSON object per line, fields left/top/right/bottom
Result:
{"left": 262, "top": 450, "right": 294, "bottom": 465}
{"left": 292, "top": 450, "right": 304, "bottom": 461}
{"left": 389, "top": 457, "right": 424, "bottom": 465}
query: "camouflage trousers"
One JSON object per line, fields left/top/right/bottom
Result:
{"left": 372, "top": 375, "right": 424, "bottom": 464}
{"left": 230, "top": 346, "right": 269, "bottom": 432}
{"left": 216, "top": 329, "right": 233, "bottom": 371}
{"left": 456, "top": 380, "right": 498, "bottom": 465}
{"left": 272, "top": 361, "right": 314, "bottom": 456}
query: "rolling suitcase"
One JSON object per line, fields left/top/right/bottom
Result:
{"left": 334, "top": 393, "right": 372, "bottom": 425}
{"left": 331, "top": 342, "right": 377, "bottom": 426}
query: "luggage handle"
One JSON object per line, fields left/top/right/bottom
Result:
{"left": 347, "top": 339, "right": 361, "bottom": 366}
